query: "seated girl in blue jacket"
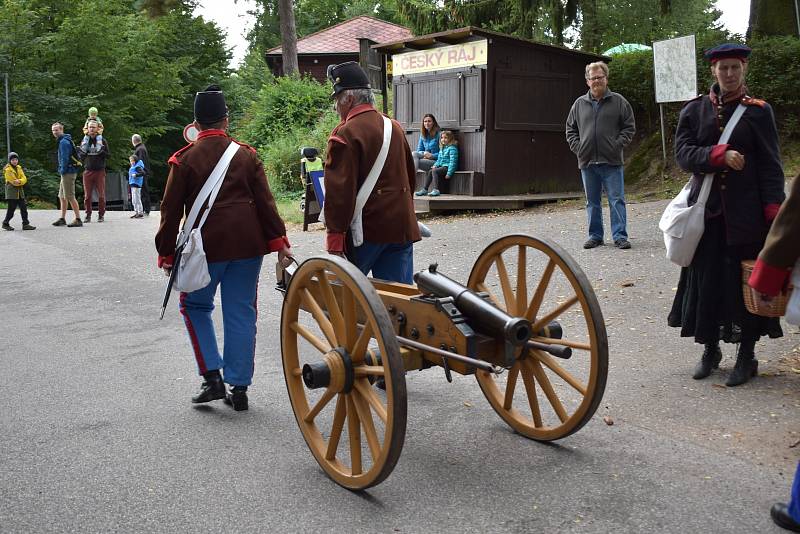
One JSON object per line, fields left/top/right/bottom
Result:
{"left": 416, "top": 130, "right": 458, "bottom": 197}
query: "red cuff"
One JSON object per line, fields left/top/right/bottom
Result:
{"left": 267, "top": 235, "right": 291, "bottom": 253}
{"left": 326, "top": 232, "right": 346, "bottom": 253}
{"left": 748, "top": 258, "right": 791, "bottom": 296}
{"left": 158, "top": 254, "right": 174, "bottom": 268}
{"left": 763, "top": 203, "right": 781, "bottom": 223}
{"left": 709, "top": 144, "right": 729, "bottom": 167}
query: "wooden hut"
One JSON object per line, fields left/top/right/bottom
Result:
{"left": 373, "top": 27, "right": 609, "bottom": 197}
{"left": 265, "top": 16, "right": 412, "bottom": 82}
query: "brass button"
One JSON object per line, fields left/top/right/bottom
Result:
{"left": 720, "top": 184, "right": 727, "bottom": 190}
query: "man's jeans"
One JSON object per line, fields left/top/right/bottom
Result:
{"left": 349, "top": 241, "right": 414, "bottom": 284}
{"left": 580, "top": 163, "right": 628, "bottom": 242}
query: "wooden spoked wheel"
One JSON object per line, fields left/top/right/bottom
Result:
{"left": 281, "top": 255, "right": 407, "bottom": 490}
{"left": 467, "top": 234, "right": 608, "bottom": 441}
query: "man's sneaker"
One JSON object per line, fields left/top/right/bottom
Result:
{"left": 583, "top": 238, "right": 603, "bottom": 249}
{"left": 429, "top": 189, "right": 441, "bottom": 197}
{"left": 415, "top": 189, "right": 428, "bottom": 196}
{"left": 67, "top": 219, "right": 83, "bottom": 227}
{"left": 2, "top": 222, "right": 13, "bottom": 231}
{"left": 614, "top": 239, "right": 631, "bottom": 249}
{"left": 223, "top": 386, "right": 249, "bottom": 411}
{"left": 84, "top": 214, "right": 91, "bottom": 223}
{"left": 22, "top": 223, "right": 36, "bottom": 230}
{"left": 97, "top": 215, "right": 104, "bottom": 223}
{"left": 52, "top": 218, "right": 67, "bottom": 227}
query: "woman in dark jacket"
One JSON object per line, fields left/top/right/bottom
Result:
{"left": 668, "top": 43, "right": 786, "bottom": 386}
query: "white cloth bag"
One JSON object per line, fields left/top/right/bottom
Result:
{"left": 785, "top": 261, "right": 800, "bottom": 326}
{"left": 659, "top": 103, "right": 747, "bottom": 267}
{"left": 173, "top": 141, "right": 240, "bottom": 293}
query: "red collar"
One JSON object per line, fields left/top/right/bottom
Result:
{"left": 196, "top": 129, "right": 228, "bottom": 140}
{"left": 345, "top": 104, "right": 376, "bottom": 122}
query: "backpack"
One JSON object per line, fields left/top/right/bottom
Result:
{"left": 70, "top": 142, "right": 83, "bottom": 167}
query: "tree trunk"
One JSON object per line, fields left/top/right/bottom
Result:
{"left": 748, "top": 0, "right": 798, "bottom": 39}
{"left": 278, "top": 0, "right": 298, "bottom": 76}
{"left": 581, "top": 0, "right": 600, "bottom": 53}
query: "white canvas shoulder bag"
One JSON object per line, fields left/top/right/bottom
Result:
{"left": 659, "top": 103, "right": 747, "bottom": 267}
{"left": 173, "top": 141, "right": 240, "bottom": 293}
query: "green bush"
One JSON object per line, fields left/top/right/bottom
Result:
{"left": 260, "top": 106, "right": 340, "bottom": 193}
{"left": 746, "top": 36, "right": 800, "bottom": 138}
{"left": 240, "top": 75, "right": 333, "bottom": 147}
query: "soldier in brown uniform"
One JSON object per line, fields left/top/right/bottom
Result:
{"left": 155, "top": 85, "right": 292, "bottom": 411}
{"left": 323, "top": 62, "right": 420, "bottom": 283}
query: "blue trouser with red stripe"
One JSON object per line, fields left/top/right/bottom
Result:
{"left": 179, "top": 256, "right": 263, "bottom": 386}
{"left": 790, "top": 461, "right": 800, "bottom": 522}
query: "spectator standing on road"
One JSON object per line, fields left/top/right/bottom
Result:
{"left": 412, "top": 113, "right": 440, "bottom": 182}
{"left": 131, "top": 134, "right": 151, "bottom": 215}
{"left": 566, "top": 61, "right": 635, "bottom": 250}
{"left": 155, "top": 85, "right": 293, "bottom": 412}
{"left": 668, "top": 43, "right": 785, "bottom": 387}
{"left": 50, "top": 122, "right": 83, "bottom": 227}
{"left": 323, "top": 62, "right": 421, "bottom": 283}
{"left": 416, "top": 130, "right": 459, "bottom": 197}
{"left": 3, "top": 152, "right": 36, "bottom": 231}
{"left": 79, "top": 120, "right": 109, "bottom": 223}
{"left": 127, "top": 155, "right": 145, "bottom": 218}
{"left": 747, "top": 171, "right": 800, "bottom": 532}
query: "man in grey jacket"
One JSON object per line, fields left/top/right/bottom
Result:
{"left": 566, "top": 61, "right": 635, "bottom": 249}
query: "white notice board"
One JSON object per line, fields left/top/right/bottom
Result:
{"left": 653, "top": 35, "right": 697, "bottom": 103}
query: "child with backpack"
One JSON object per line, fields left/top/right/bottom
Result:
{"left": 128, "top": 154, "right": 145, "bottom": 218}
{"left": 3, "top": 152, "right": 36, "bottom": 230}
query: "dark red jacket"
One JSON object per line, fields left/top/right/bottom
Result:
{"left": 155, "top": 130, "right": 288, "bottom": 263}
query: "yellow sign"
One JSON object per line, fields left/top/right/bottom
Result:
{"left": 393, "top": 40, "right": 487, "bottom": 76}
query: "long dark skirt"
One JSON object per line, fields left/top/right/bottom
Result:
{"left": 667, "top": 215, "right": 783, "bottom": 345}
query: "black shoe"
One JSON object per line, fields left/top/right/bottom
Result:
{"left": 84, "top": 214, "right": 91, "bottom": 223}
{"left": 224, "top": 386, "right": 249, "bottom": 411}
{"left": 771, "top": 503, "right": 800, "bottom": 532}
{"left": 583, "top": 238, "right": 603, "bottom": 249}
{"left": 2, "top": 222, "right": 13, "bottom": 231}
{"left": 726, "top": 351, "right": 758, "bottom": 387}
{"left": 614, "top": 238, "right": 632, "bottom": 249}
{"left": 191, "top": 372, "right": 226, "bottom": 403}
{"left": 97, "top": 215, "right": 104, "bottom": 222}
{"left": 22, "top": 223, "right": 36, "bottom": 230}
{"left": 52, "top": 218, "right": 66, "bottom": 227}
{"left": 693, "top": 345, "right": 722, "bottom": 379}
{"left": 67, "top": 218, "right": 83, "bottom": 227}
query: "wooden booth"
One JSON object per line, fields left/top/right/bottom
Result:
{"left": 373, "top": 28, "right": 609, "bottom": 197}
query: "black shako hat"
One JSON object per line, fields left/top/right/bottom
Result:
{"left": 704, "top": 43, "right": 752, "bottom": 63}
{"left": 194, "top": 84, "right": 228, "bottom": 124}
{"left": 327, "top": 62, "right": 371, "bottom": 97}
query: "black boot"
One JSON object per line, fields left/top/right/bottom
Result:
{"left": 726, "top": 340, "right": 758, "bottom": 387}
{"left": 191, "top": 370, "right": 226, "bottom": 403}
{"left": 692, "top": 343, "right": 722, "bottom": 380}
{"left": 224, "top": 386, "right": 248, "bottom": 411}
{"left": 771, "top": 503, "right": 800, "bottom": 532}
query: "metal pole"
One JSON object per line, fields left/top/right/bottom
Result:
{"left": 659, "top": 103, "right": 667, "bottom": 161}
{"left": 4, "top": 73, "right": 10, "bottom": 156}
{"left": 795, "top": 0, "right": 800, "bottom": 37}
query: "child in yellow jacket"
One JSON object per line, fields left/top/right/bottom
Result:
{"left": 3, "top": 152, "right": 35, "bottom": 230}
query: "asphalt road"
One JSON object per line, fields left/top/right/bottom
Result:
{"left": 1, "top": 203, "right": 798, "bottom": 533}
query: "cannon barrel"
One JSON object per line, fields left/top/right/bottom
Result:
{"left": 413, "top": 265, "right": 532, "bottom": 346}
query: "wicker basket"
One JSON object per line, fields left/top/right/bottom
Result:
{"left": 741, "top": 260, "right": 793, "bottom": 317}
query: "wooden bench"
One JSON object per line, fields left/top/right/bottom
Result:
{"left": 415, "top": 170, "right": 483, "bottom": 196}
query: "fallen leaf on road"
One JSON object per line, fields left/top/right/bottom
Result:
{"left": 463, "top": 401, "right": 472, "bottom": 407}
{"left": 711, "top": 384, "right": 726, "bottom": 389}
{"left": 790, "top": 440, "right": 800, "bottom": 448}
{"left": 603, "top": 416, "right": 614, "bottom": 426}
{"left": 620, "top": 280, "right": 635, "bottom": 287}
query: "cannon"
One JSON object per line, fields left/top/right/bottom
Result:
{"left": 277, "top": 234, "right": 608, "bottom": 490}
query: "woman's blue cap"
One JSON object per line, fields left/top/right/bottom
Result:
{"left": 704, "top": 43, "right": 752, "bottom": 63}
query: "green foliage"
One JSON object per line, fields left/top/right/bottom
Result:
{"left": 746, "top": 36, "right": 800, "bottom": 138}
{"left": 19, "top": 167, "right": 61, "bottom": 204}
{"left": 0, "top": 0, "right": 230, "bottom": 201}
{"left": 239, "top": 75, "right": 333, "bottom": 146}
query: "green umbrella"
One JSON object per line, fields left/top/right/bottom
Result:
{"left": 603, "top": 43, "right": 652, "bottom": 56}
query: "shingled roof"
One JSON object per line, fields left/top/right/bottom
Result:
{"left": 266, "top": 15, "right": 413, "bottom": 55}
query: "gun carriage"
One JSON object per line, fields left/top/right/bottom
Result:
{"left": 277, "top": 234, "right": 608, "bottom": 490}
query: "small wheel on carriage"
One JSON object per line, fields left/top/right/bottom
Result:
{"left": 281, "top": 255, "right": 407, "bottom": 490}
{"left": 468, "top": 234, "right": 609, "bottom": 441}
